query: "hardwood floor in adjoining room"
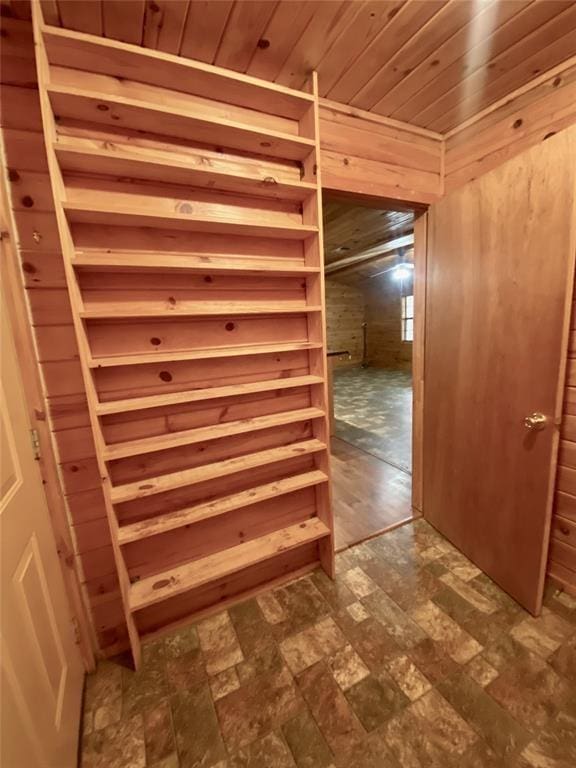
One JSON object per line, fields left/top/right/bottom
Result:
{"left": 331, "top": 437, "right": 414, "bottom": 551}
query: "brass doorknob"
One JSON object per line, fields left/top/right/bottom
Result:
{"left": 524, "top": 412, "right": 547, "bottom": 430}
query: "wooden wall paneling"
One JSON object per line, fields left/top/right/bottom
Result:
{"left": 444, "top": 56, "right": 576, "bottom": 192}
{"left": 0, "top": 12, "right": 105, "bottom": 661}
{"left": 325, "top": 280, "right": 365, "bottom": 368}
{"left": 363, "top": 261, "right": 413, "bottom": 371}
{"left": 549, "top": 153, "right": 576, "bottom": 593}
{"left": 0, "top": 160, "right": 95, "bottom": 671}
{"left": 32, "top": 3, "right": 144, "bottom": 667}
{"left": 319, "top": 100, "right": 443, "bottom": 205}
{"left": 32, "top": 11, "right": 334, "bottom": 664}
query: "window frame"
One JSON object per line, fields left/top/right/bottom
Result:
{"left": 401, "top": 293, "right": 414, "bottom": 343}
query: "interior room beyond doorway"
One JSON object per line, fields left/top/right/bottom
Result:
{"left": 324, "top": 197, "right": 416, "bottom": 549}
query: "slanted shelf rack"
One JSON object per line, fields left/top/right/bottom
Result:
{"left": 32, "top": 6, "right": 334, "bottom": 668}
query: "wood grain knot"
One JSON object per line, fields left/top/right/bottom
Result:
{"left": 152, "top": 578, "right": 174, "bottom": 591}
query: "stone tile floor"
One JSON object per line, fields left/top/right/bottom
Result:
{"left": 81, "top": 520, "right": 576, "bottom": 768}
{"left": 333, "top": 367, "right": 412, "bottom": 472}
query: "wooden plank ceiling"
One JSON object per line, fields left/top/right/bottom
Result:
{"left": 7, "top": 0, "right": 573, "bottom": 133}
{"left": 323, "top": 199, "right": 413, "bottom": 283}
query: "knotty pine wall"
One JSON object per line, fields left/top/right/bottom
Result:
{"left": 364, "top": 268, "right": 413, "bottom": 372}
{"left": 325, "top": 280, "right": 365, "bottom": 369}
{"left": 1, "top": 14, "right": 121, "bottom": 654}
{"left": 319, "top": 101, "right": 443, "bottom": 206}
{"left": 551, "top": 308, "right": 576, "bottom": 594}
{"left": 444, "top": 58, "right": 576, "bottom": 193}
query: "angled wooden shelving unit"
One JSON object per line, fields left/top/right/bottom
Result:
{"left": 32, "top": 5, "right": 334, "bottom": 667}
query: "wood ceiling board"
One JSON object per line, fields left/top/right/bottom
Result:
{"left": 274, "top": 1, "right": 355, "bottom": 90}
{"left": 323, "top": 200, "right": 413, "bottom": 265}
{"left": 371, "top": 0, "right": 528, "bottom": 118}
{"left": 245, "top": 0, "right": 320, "bottom": 82}
{"left": 400, "top": 1, "right": 576, "bottom": 130}
{"left": 377, "top": 0, "right": 532, "bottom": 120}
{"left": 31, "top": 0, "right": 576, "bottom": 133}
{"left": 57, "top": 0, "right": 103, "bottom": 35}
{"left": 309, "top": 1, "right": 403, "bottom": 97}
{"left": 325, "top": 0, "right": 447, "bottom": 105}
{"left": 329, "top": 247, "right": 414, "bottom": 284}
{"left": 430, "top": 18, "right": 576, "bottom": 133}
{"left": 141, "top": 1, "right": 190, "bottom": 54}
{"left": 102, "top": 0, "right": 144, "bottom": 45}
{"left": 214, "top": 1, "right": 279, "bottom": 73}
{"left": 179, "top": 0, "right": 233, "bottom": 63}
{"left": 350, "top": 0, "right": 479, "bottom": 113}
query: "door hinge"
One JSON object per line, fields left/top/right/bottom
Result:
{"left": 30, "top": 428, "right": 41, "bottom": 459}
{"left": 71, "top": 616, "right": 81, "bottom": 646}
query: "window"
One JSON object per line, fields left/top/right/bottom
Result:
{"left": 402, "top": 294, "right": 414, "bottom": 342}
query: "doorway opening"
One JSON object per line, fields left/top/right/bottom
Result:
{"left": 323, "top": 194, "right": 420, "bottom": 550}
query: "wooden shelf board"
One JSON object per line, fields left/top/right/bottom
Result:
{"left": 110, "top": 438, "right": 326, "bottom": 504}
{"left": 118, "top": 470, "right": 328, "bottom": 544}
{"left": 80, "top": 303, "right": 321, "bottom": 319}
{"left": 96, "top": 375, "right": 324, "bottom": 415}
{"left": 88, "top": 341, "right": 323, "bottom": 369}
{"left": 48, "top": 85, "right": 315, "bottom": 162}
{"left": 42, "top": 24, "right": 314, "bottom": 122}
{"left": 103, "top": 407, "right": 325, "bottom": 461}
{"left": 55, "top": 142, "right": 317, "bottom": 202}
{"left": 62, "top": 201, "right": 318, "bottom": 240}
{"left": 72, "top": 252, "right": 320, "bottom": 276}
{"left": 129, "top": 518, "right": 330, "bottom": 611}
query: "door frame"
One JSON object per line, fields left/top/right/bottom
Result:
{"left": 411, "top": 212, "right": 427, "bottom": 513}
{"left": 321, "top": 187, "right": 427, "bottom": 516}
{"left": 1, "top": 167, "right": 95, "bottom": 671}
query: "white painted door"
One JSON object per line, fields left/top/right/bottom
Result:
{"left": 1, "top": 266, "right": 84, "bottom": 767}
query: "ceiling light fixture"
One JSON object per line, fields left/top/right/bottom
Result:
{"left": 392, "top": 263, "right": 414, "bottom": 281}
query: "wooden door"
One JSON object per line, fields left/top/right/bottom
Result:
{"left": 424, "top": 127, "right": 576, "bottom": 614}
{"left": 1, "top": 267, "right": 84, "bottom": 767}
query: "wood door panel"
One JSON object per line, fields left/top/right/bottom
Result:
{"left": 1, "top": 269, "right": 84, "bottom": 766}
{"left": 424, "top": 126, "right": 576, "bottom": 614}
